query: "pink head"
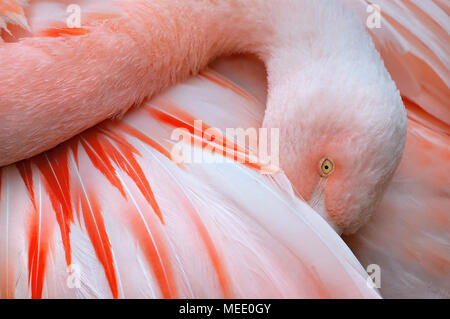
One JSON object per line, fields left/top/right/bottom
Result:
{"left": 263, "top": 56, "right": 407, "bottom": 235}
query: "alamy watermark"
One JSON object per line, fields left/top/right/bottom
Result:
{"left": 366, "top": 263, "right": 381, "bottom": 289}
{"left": 366, "top": 4, "right": 382, "bottom": 29}
{"left": 170, "top": 120, "right": 280, "bottom": 172}
{"left": 67, "top": 263, "right": 82, "bottom": 289}
{"left": 66, "top": 4, "right": 82, "bottom": 28}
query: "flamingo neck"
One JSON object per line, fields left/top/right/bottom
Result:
{"left": 124, "top": 0, "right": 367, "bottom": 90}
{"left": 0, "top": 0, "right": 369, "bottom": 165}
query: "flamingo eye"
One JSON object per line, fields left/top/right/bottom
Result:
{"left": 319, "top": 158, "right": 335, "bottom": 177}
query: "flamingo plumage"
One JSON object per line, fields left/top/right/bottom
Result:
{"left": 0, "top": 0, "right": 448, "bottom": 298}
{"left": 343, "top": 0, "right": 450, "bottom": 298}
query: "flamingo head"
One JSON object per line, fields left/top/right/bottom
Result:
{"left": 263, "top": 63, "right": 407, "bottom": 235}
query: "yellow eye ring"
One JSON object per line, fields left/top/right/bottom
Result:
{"left": 319, "top": 158, "right": 335, "bottom": 177}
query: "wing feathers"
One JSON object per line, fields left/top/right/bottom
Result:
{"left": 0, "top": 69, "right": 378, "bottom": 298}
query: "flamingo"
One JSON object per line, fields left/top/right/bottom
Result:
{"left": 0, "top": 0, "right": 448, "bottom": 298}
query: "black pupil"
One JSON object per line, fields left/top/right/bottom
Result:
{"left": 324, "top": 165, "right": 329, "bottom": 170}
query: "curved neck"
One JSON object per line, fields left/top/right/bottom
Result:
{"left": 0, "top": 0, "right": 368, "bottom": 165}
{"left": 124, "top": 0, "right": 364, "bottom": 90}
{"left": 123, "top": 0, "right": 374, "bottom": 115}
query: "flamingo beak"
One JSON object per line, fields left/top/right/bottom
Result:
{"left": 307, "top": 179, "right": 343, "bottom": 234}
